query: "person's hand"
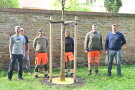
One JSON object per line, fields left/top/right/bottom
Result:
{"left": 23, "top": 54, "right": 25, "bottom": 58}
{"left": 10, "top": 54, "right": 12, "bottom": 60}
{"left": 105, "top": 51, "right": 108, "bottom": 55}
{"left": 100, "top": 50, "right": 102, "bottom": 54}
{"left": 85, "top": 50, "right": 88, "bottom": 53}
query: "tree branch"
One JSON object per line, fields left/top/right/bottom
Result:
{"left": 58, "top": 0, "right": 62, "bottom": 4}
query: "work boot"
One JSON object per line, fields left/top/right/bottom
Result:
{"left": 65, "top": 72, "right": 68, "bottom": 77}
{"left": 95, "top": 70, "right": 100, "bottom": 76}
{"left": 107, "top": 73, "right": 111, "bottom": 77}
{"left": 18, "top": 77, "right": 24, "bottom": 80}
{"left": 8, "top": 78, "right": 12, "bottom": 81}
{"left": 34, "top": 75, "right": 38, "bottom": 79}
{"left": 70, "top": 73, "right": 74, "bottom": 77}
{"left": 118, "top": 73, "right": 122, "bottom": 77}
{"left": 65, "top": 69, "right": 68, "bottom": 77}
{"left": 88, "top": 70, "right": 92, "bottom": 76}
{"left": 44, "top": 74, "right": 49, "bottom": 78}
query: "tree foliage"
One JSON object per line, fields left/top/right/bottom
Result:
{"left": 0, "top": 0, "right": 19, "bottom": 8}
{"left": 52, "top": 0, "right": 91, "bottom": 12}
{"left": 104, "top": 0, "right": 122, "bottom": 13}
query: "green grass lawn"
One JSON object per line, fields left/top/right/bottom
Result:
{"left": 0, "top": 65, "right": 135, "bottom": 90}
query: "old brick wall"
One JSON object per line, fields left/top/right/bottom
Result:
{"left": 0, "top": 8, "right": 135, "bottom": 69}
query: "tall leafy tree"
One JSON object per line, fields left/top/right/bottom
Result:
{"left": 104, "top": 0, "right": 122, "bottom": 13}
{"left": 0, "top": 0, "right": 19, "bottom": 8}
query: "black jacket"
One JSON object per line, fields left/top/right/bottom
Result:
{"left": 65, "top": 36, "right": 74, "bottom": 52}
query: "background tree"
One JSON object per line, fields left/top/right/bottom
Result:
{"left": 104, "top": 0, "right": 122, "bottom": 13}
{"left": 0, "top": 0, "right": 19, "bottom": 8}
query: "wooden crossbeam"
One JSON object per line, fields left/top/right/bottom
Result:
{"left": 50, "top": 20, "right": 64, "bottom": 24}
{"left": 64, "top": 21, "right": 77, "bottom": 26}
{"left": 50, "top": 20, "right": 78, "bottom": 26}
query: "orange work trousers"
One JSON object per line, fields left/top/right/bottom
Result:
{"left": 65, "top": 52, "right": 74, "bottom": 62}
{"left": 35, "top": 53, "right": 48, "bottom": 65}
{"left": 88, "top": 51, "right": 101, "bottom": 64}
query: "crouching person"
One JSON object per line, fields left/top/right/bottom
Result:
{"left": 33, "top": 29, "right": 49, "bottom": 78}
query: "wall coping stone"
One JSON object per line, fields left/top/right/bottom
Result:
{"left": 0, "top": 8, "right": 135, "bottom": 17}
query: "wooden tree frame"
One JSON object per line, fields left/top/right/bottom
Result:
{"left": 49, "top": 16, "right": 78, "bottom": 83}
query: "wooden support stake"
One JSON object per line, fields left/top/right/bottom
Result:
{"left": 74, "top": 16, "right": 78, "bottom": 83}
{"left": 60, "top": 23, "right": 66, "bottom": 81}
{"left": 49, "top": 17, "right": 53, "bottom": 82}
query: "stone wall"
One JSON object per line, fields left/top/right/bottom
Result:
{"left": 0, "top": 8, "right": 135, "bottom": 69}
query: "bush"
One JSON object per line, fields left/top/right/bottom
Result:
{"left": 104, "top": 0, "right": 122, "bottom": 13}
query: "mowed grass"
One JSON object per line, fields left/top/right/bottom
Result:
{"left": 0, "top": 65, "right": 135, "bottom": 90}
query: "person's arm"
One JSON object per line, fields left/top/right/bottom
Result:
{"left": 22, "top": 37, "right": 25, "bottom": 58}
{"left": 121, "top": 33, "right": 126, "bottom": 45}
{"left": 46, "top": 38, "right": 49, "bottom": 54}
{"left": 33, "top": 38, "right": 37, "bottom": 50}
{"left": 84, "top": 33, "right": 89, "bottom": 53}
{"left": 9, "top": 43, "right": 13, "bottom": 60}
{"left": 100, "top": 34, "right": 103, "bottom": 50}
{"left": 105, "top": 34, "right": 109, "bottom": 54}
{"left": 71, "top": 38, "right": 74, "bottom": 52}
{"left": 26, "top": 36, "right": 30, "bottom": 55}
{"left": 27, "top": 43, "right": 30, "bottom": 54}
{"left": 9, "top": 37, "right": 13, "bottom": 60}
{"left": 46, "top": 38, "right": 48, "bottom": 49}
{"left": 23, "top": 43, "right": 25, "bottom": 57}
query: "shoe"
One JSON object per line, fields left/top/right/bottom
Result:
{"left": 65, "top": 72, "right": 68, "bottom": 77}
{"left": 87, "top": 70, "right": 92, "bottom": 76}
{"left": 118, "top": 73, "right": 122, "bottom": 77}
{"left": 107, "top": 73, "right": 111, "bottom": 77}
{"left": 8, "top": 78, "right": 12, "bottom": 81}
{"left": 18, "top": 78, "right": 24, "bottom": 80}
{"left": 28, "top": 72, "right": 32, "bottom": 74}
{"left": 34, "top": 75, "right": 38, "bottom": 79}
{"left": 95, "top": 70, "right": 100, "bottom": 76}
{"left": 70, "top": 73, "right": 74, "bottom": 77}
{"left": 44, "top": 74, "right": 49, "bottom": 78}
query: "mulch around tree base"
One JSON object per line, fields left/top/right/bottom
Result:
{"left": 41, "top": 76, "right": 84, "bottom": 86}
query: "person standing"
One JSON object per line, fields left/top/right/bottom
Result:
{"left": 65, "top": 31, "right": 74, "bottom": 77}
{"left": 8, "top": 26, "right": 25, "bottom": 81}
{"left": 20, "top": 28, "right": 31, "bottom": 74}
{"left": 33, "top": 29, "right": 49, "bottom": 78}
{"left": 105, "top": 24, "right": 126, "bottom": 77}
{"left": 84, "top": 24, "right": 103, "bottom": 76}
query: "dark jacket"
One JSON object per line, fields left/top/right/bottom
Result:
{"left": 65, "top": 36, "right": 74, "bottom": 52}
{"left": 105, "top": 32, "right": 126, "bottom": 51}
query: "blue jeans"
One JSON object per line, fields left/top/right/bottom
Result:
{"left": 8, "top": 54, "right": 23, "bottom": 79}
{"left": 108, "top": 50, "right": 122, "bottom": 74}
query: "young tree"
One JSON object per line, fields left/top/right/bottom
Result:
{"left": 104, "top": 0, "right": 122, "bottom": 13}
{"left": 52, "top": 0, "right": 91, "bottom": 12}
{"left": 0, "top": 0, "right": 19, "bottom": 8}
